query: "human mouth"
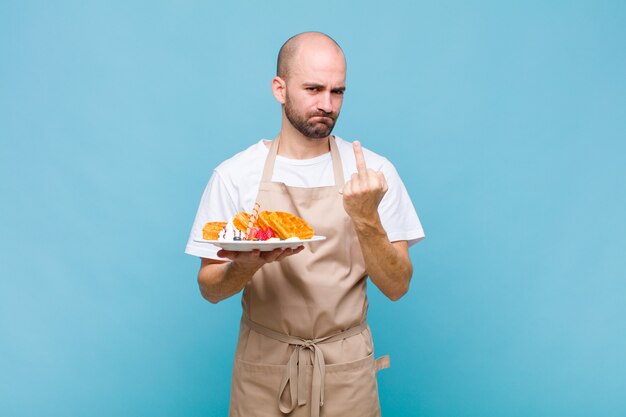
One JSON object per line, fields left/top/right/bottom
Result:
{"left": 310, "top": 115, "right": 334, "bottom": 123}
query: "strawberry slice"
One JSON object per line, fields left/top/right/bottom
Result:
{"left": 247, "top": 227, "right": 261, "bottom": 241}
{"left": 265, "top": 227, "right": 276, "bottom": 239}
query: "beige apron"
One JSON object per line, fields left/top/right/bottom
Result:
{"left": 229, "top": 137, "right": 389, "bottom": 417}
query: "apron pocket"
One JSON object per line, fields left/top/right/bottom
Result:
{"left": 230, "top": 359, "right": 287, "bottom": 417}
{"left": 230, "top": 353, "right": 384, "bottom": 417}
{"left": 322, "top": 352, "right": 381, "bottom": 417}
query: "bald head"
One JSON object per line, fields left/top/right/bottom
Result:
{"left": 277, "top": 32, "right": 345, "bottom": 79}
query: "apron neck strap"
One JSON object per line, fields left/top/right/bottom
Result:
{"left": 261, "top": 136, "right": 345, "bottom": 188}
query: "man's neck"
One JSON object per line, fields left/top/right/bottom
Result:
{"left": 274, "top": 121, "right": 331, "bottom": 160}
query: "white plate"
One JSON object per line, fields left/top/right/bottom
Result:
{"left": 194, "top": 235, "right": 326, "bottom": 252}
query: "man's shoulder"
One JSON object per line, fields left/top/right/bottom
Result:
{"left": 214, "top": 140, "right": 267, "bottom": 177}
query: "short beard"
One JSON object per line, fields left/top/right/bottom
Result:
{"left": 284, "top": 96, "right": 339, "bottom": 139}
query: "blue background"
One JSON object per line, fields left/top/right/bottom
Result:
{"left": 1, "top": 1, "right": 625, "bottom": 416}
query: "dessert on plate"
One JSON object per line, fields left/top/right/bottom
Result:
{"left": 202, "top": 204, "right": 314, "bottom": 242}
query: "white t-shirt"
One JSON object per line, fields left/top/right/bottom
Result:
{"left": 185, "top": 136, "right": 425, "bottom": 260}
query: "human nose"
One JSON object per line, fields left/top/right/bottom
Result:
{"left": 317, "top": 92, "right": 333, "bottom": 113}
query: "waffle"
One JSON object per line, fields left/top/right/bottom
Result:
{"left": 202, "top": 222, "right": 227, "bottom": 240}
{"left": 232, "top": 212, "right": 251, "bottom": 232}
{"left": 257, "top": 211, "right": 314, "bottom": 240}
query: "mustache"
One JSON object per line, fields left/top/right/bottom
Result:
{"left": 309, "top": 111, "right": 337, "bottom": 120}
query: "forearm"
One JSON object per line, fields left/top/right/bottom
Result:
{"left": 353, "top": 216, "right": 413, "bottom": 301}
{"left": 197, "top": 247, "right": 304, "bottom": 304}
{"left": 198, "top": 261, "right": 260, "bottom": 304}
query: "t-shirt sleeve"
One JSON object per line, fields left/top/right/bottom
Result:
{"left": 184, "top": 170, "right": 239, "bottom": 260}
{"left": 378, "top": 159, "right": 425, "bottom": 247}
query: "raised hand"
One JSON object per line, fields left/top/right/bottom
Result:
{"left": 342, "top": 141, "right": 388, "bottom": 224}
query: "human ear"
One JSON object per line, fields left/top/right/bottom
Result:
{"left": 271, "top": 76, "right": 286, "bottom": 104}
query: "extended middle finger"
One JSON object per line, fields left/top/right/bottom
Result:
{"left": 353, "top": 141, "right": 368, "bottom": 180}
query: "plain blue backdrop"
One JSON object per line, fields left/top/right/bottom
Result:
{"left": 1, "top": 1, "right": 625, "bottom": 416}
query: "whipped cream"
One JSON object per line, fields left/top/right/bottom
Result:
{"left": 218, "top": 221, "right": 242, "bottom": 241}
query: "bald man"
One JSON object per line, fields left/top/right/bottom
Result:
{"left": 185, "top": 32, "right": 425, "bottom": 417}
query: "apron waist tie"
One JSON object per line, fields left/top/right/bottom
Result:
{"left": 242, "top": 315, "right": 368, "bottom": 417}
